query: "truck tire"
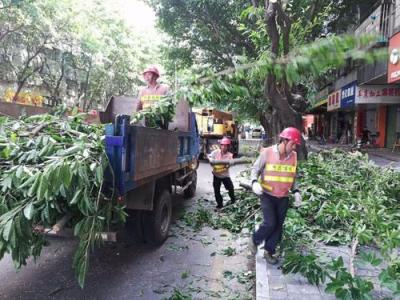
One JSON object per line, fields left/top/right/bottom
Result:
{"left": 143, "top": 189, "right": 172, "bottom": 246}
{"left": 184, "top": 171, "right": 197, "bottom": 198}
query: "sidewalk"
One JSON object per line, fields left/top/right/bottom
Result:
{"left": 306, "top": 140, "right": 400, "bottom": 161}
{"left": 307, "top": 140, "right": 400, "bottom": 170}
{"left": 256, "top": 243, "right": 391, "bottom": 300}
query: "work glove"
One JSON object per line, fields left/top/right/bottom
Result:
{"left": 252, "top": 182, "right": 263, "bottom": 196}
{"left": 294, "top": 192, "right": 302, "bottom": 207}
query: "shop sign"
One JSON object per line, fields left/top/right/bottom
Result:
{"left": 327, "top": 90, "right": 341, "bottom": 111}
{"left": 388, "top": 31, "right": 400, "bottom": 83}
{"left": 355, "top": 85, "right": 400, "bottom": 104}
{"left": 340, "top": 81, "right": 356, "bottom": 108}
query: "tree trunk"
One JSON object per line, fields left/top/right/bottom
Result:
{"left": 12, "top": 79, "right": 26, "bottom": 102}
{"left": 262, "top": 0, "right": 307, "bottom": 159}
{"left": 82, "top": 59, "right": 92, "bottom": 111}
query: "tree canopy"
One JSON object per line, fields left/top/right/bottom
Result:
{"left": 149, "top": 0, "right": 385, "bottom": 152}
{"left": 0, "top": 0, "right": 163, "bottom": 110}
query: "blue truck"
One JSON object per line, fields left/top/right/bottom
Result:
{"left": 99, "top": 96, "right": 200, "bottom": 245}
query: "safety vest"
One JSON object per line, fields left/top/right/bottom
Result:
{"left": 260, "top": 146, "right": 297, "bottom": 197}
{"left": 212, "top": 150, "right": 233, "bottom": 175}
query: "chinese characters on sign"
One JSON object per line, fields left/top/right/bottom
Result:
{"left": 327, "top": 90, "right": 341, "bottom": 111}
{"left": 341, "top": 81, "right": 356, "bottom": 108}
{"left": 356, "top": 85, "right": 400, "bottom": 104}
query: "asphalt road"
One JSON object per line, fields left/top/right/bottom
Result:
{"left": 0, "top": 162, "right": 254, "bottom": 300}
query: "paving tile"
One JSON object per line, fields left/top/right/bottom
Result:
{"left": 288, "top": 294, "right": 322, "bottom": 300}
{"left": 287, "top": 284, "right": 320, "bottom": 295}
{"left": 269, "top": 291, "right": 289, "bottom": 300}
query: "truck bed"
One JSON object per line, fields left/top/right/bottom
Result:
{"left": 104, "top": 114, "right": 199, "bottom": 195}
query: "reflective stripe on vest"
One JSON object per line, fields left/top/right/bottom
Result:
{"left": 213, "top": 164, "right": 228, "bottom": 173}
{"left": 264, "top": 175, "right": 295, "bottom": 183}
{"left": 261, "top": 146, "right": 297, "bottom": 197}
{"left": 260, "top": 179, "right": 273, "bottom": 192}
{"left": 141, "top": 94, "right": 161, "bottom": 109}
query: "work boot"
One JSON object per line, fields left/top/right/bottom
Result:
{"left": 263, "top": 250, "right": 278, "bottom": 265}
{"left": 227, "top": 200, "right": 235, "bottom": 206}
{"left": 214, "top": 204, "right": 223, "bottom": 212}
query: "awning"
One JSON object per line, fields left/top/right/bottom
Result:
{"left": 307, "top": 99, "right": 327, "bottom": 114}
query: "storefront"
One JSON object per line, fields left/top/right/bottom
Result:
{"left": 355, "top": 85, "right": 400, "bottom": 147}
{"left": 338, "top": 81, "right": 357, "bottom": 144}
{"left": 385, "top": 31, "right": 400, "bottom": 148}
{"left": 307, "top": 98, "right": 328, "bottom": 138}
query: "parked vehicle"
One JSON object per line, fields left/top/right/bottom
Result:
{"left": 193, "top": 107, "right": 238, "bottom": 158}
{"left": 251, "top": 128, "right": 262, "bottom": 139}
{"left": 99, "top": 96, "right": 200, "bottom": 244}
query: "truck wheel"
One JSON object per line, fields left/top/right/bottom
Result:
{"left": 184, "top": 171, "right": 197, "bottom": 198}
{"left": 143, "top": 189, "right": 172, "bottom": 246}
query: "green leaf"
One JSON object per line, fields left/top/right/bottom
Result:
{"left": 15, "top": 166, "right": 23, "bottom": 178}
{"left": 70, "top": 189, "right": 81, "bottom": 205}
{"left": 37, "top": 174, "right": 48, "bottom": 201}
{"left": 23, "top": 203, "right": 35, "bottom": 220}
{"left": 95, "top": 165, "right": 103, "bottom": 185}
{"left": 2, "top": 219, "right": 13, "bottom": 241}
{"left": 28, "top": 174, "right": 41, "bottom": 197}
{"left": 1, "top": 176, "right": 12, "bottom": 192}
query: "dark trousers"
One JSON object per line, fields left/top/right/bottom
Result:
{"left": 253, "top": 193, "right": 289, "bottom": 254}
{"left": 213, "top": 175, "right": 235, "bottom": 207}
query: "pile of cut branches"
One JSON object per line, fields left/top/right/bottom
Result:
{"left": 0, "top": 110, "right": 125, "bottom": 287}
{"left": 281, "top": 150, "right": 400, "bottom": 299}
{"left": 131, "top": 95, "right": 177, "bottom": 129}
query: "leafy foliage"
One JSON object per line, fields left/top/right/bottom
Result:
{"left": 0, "top": 110, "right": 126, "bottom": 287}
{"left": 167, "top": 289, "right": 192, "bottom": 300}
{"left": 0, "top": 0, "right": 161, "bottom": 109}
{"left": 280, "top": 150, "right": 400, "bottom": 299}
{"left": 131, "top": 95, "right": 177, "bottom": 129}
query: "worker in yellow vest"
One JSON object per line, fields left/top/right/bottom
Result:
{"left": 137, "top": 65, "right": 169, "bottom": 111}
{"left": 250, "top": 127, "right": 302, "bottom": 264}
{"left": 208, "top": 137, "right": 235, "bottom": 209}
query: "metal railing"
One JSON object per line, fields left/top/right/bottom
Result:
{"left": 355, "top": 1, "right": 395, "bottom": 43}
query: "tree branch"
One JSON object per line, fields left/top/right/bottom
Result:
{"left": 265, "top": 1, "right": 279, "bottom": 56}
{"left": 276, "top": 2, "right": 291, "bottom": 56}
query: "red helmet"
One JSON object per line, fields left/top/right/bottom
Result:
{"left": 219, "top": 137, "right": 231, "bottom": 145}
{"left": 279, "top": 127, "right": 302, "bottom": 145}
{"left": 143, "top": 66, "right": 160, "bottom": 78}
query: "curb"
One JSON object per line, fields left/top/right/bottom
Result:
{"left": 255, "top": 222, "right": 270, "bottom": 300}
{"left": 256, "top": 244, "right": 270, "bottom": 300}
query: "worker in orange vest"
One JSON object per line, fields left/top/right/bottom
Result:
{"left": 137, "top": 65, "right": 169, "bottom": 111}
{"left": 250, "top": 127, "right": 302, "bottom": 264}
{"left": 208, "top": 137, "right": 235, "bottom": 209}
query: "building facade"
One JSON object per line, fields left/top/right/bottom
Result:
{"left": 309, "top": 0, "right": 400, "bottom": 149}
